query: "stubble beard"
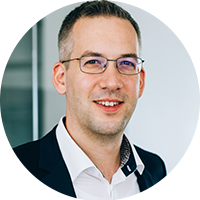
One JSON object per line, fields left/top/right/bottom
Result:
{"left": 80, "top": 100, "right": 138, "bottom": 144}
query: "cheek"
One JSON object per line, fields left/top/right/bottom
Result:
{"left": 79, "top": 76, "right": 98, "bottom": 100}
{"left": 125, "top": 78, "right": 140, "bottom": 98}
{"left": 66, "top": 70, "right": 96, "bottom": 100}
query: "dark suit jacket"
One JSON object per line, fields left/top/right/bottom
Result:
{"left": 13, "top": 125, "right": 166, "bottom": 197}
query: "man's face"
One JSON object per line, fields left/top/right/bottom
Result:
{"left": 62, "top": 17, "right": 145, "bottom": 136}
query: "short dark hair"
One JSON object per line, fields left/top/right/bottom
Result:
{"left": 58, "top": 0, "right": 141, "bottom": 61}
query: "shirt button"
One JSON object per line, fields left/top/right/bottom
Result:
{"left": 127, "top": 165, "right": 131, "bottom": 172}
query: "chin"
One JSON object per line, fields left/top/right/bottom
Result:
{"left": 90, "top": 120, "right": 127, "bottom": 136}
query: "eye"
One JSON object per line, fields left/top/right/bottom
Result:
{"left": 119, "top": 60, "right": 136, "bottom": 69}
{"left": 85, "top": 59, "right": 101, "bottom": 65}
{"left": 120, "top": 60, "right": 134, "bottom": 66}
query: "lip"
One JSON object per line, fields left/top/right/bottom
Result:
{"left": 93, "top": 98, "right": 124, "bottom": 113}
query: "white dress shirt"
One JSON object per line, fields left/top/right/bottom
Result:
{"left": 56, "top": 116, "right": 144, "bottom": 200}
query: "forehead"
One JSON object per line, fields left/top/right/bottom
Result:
{"left": 71, "top": 16, "right": 139, "bottom": 57}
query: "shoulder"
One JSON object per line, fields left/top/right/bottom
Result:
{"left": 0, "top": 138, "right": 44, "bottom": 196}
{"left": 135, "top": 146, "right": 166, "bottom": 176}
{"left": 0, "top": 140, "right": 40, "bottom": 170}
{"left": 0, "top": 134, "right": 50, "bottom": 199}
{"left": 134, "top": 145, "right": 167, "bottom": 183}
{"left": 13, "top": 125, "right": 57, "bottom": 159}
{"left": 134, "top": 145, "right": 165, "bottom": 168}
{"left": 0, "top": 126, "right": 56, "bottom": 173}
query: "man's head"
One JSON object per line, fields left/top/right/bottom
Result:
{"left": 53, "top": 0, "right": 145, "bottom": 141}
{"left": 58, "top": 0, "right": 141, "bottom": 62}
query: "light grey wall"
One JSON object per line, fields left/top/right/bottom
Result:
{"left": 40, "top": 1, "right": 199, "bottom": 174}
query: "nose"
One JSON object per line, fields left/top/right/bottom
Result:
{"left": 98, "top": 61, "right": 123, "bottom": 91}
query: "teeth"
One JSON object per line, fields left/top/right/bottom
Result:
{"left": 96, "top": 101, "right": 120, "bottom": 107}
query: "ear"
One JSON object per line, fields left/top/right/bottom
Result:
{"left": 52, "top": 62, "right": 66, "bottom": 95}
{"left": 138, "top": 68, "right": 145, "bottom": 98}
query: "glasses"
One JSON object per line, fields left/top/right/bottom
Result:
{"left": 61, "top": 56, "right": 144, "bottom": 75}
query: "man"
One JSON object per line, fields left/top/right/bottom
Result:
{"left": 14, "top": 1, "right": 166, "bottom": 199}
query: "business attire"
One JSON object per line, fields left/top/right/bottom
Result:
{"left": 14, "top": 116, "right": 166, "bottom": 199}
{"left": 56, "top": 117, "right": 144, "bottom": 199}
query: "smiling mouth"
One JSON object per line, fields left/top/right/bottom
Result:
{"left": 94, "top": 101, "right": 123, "bottom": 107}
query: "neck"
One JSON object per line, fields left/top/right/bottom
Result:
{"left": 65, "top": 118, "right": 123, "bottom": 184}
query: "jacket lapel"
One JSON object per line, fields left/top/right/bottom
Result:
{"left": 135, "top": 169, "right": 154, "bottom": 192}
{"left": 40, "top": 158, "right": 76, "bottom": 197}
{"left": 38, "top": 126, "right": 76, "bottom": 197}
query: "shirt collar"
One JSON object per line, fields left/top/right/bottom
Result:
{"left": 56, "top": 116, "right": 145, "bottom": 182}
{"left": 56, "top": 116, "right": 94, "bottom": 182}
{"left": 120, "top": 134, "right": 144, "bottom": 176}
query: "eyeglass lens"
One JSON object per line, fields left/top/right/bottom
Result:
{"left": 80, "top": 56, "right": 142, "bottom": 74}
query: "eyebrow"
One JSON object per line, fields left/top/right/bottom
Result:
{"left": 81, "top": 51, "right": 103, "bottom": 57}
{"left": 81, "top": 51, "right": 138, "bottom": 58}
{"left": 120, "top": 53, "right": 138, "bottom": 58}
